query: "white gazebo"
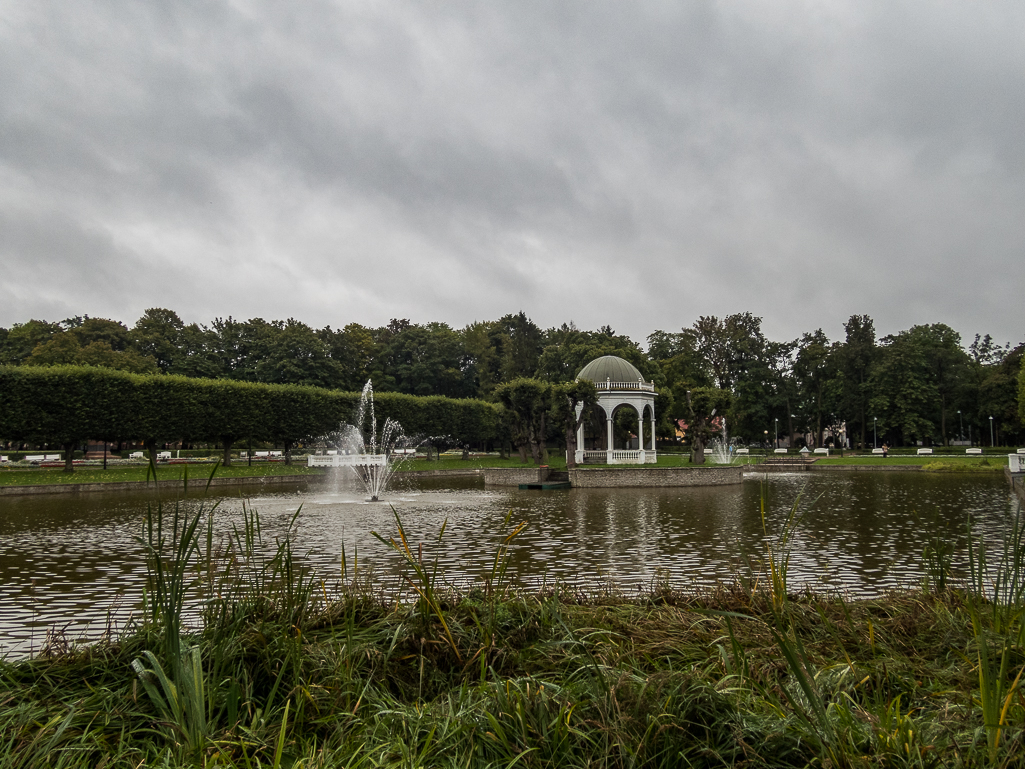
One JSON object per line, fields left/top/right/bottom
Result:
{"left": 574, "top": 355, "right": 657, "bottom": 464}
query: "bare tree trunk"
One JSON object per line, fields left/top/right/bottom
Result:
{"left": 691, "top": 436, "right": 706, "bottom": 464}
{"left": 222, "top": 438, "right": 233, "bottom": 467}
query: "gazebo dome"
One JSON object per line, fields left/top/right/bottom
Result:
{"left": 576, "top": 355, "right": 646, "bottom": 384}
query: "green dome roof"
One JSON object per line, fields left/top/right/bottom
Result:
{"left": 576, "top": 355, "right": 646, "bottom": 384}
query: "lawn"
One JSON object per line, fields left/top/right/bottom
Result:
{"left": 812, "top": 454, "right": 1005, "bottom": 470}
{"left": 0, "top": 462, "right": 324, "bottom": 487}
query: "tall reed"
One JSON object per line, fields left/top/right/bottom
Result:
{"left": 966, "top": 508, "right": 1025, "bottom": 763}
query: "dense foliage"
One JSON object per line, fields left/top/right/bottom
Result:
{"left": 1, "top": 308, "right": 1021, "bottom": 448}
{"left": 0, "top": 366, "right": 501, "bottom": 469}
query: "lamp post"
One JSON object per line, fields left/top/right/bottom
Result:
{"left": 958, "top": 410, "right": 963, "bottom": 443}
{"left": 989, "top": 416, "right": 994, "bottom": 448}
{"left": 774, "top": 418, "right": 778, "bottom": 448}
{"left": 764, "top": 429, "right": 768, "bottom": 449}
{"left": 873, "top": 417, "right": 877, "bottom": 449}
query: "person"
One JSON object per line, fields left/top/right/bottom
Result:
{"left": 881, "top": 442, "right": 889, "bottom": 458}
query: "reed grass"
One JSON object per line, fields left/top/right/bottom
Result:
{"left": 2, "top": 491, "right": 1025, "bottom": 767}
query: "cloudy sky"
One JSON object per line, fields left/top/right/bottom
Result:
{"left": 2, "top": 1, "right": 1022, "bottom": 348}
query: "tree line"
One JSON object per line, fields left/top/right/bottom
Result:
{"left": 1, "top": 309, "right": 1022, "bottom": 451}
{"left": 0, "top": 366, "right": 502, "bottom": 472}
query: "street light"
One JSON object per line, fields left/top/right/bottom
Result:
{"left": 774, "top": 418, "right": 778, "bottom": 448}
{"left": 764, "top": 429, "right": 769, "bottom": 449}
{"left": 989, "top": 416, "right": 994, "bottom": 448}
{"left": 873, "top": 417, "right": 877, "bottom": 449}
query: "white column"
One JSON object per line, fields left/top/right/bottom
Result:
{"left": 575, "top": 402, "right": 585, "bottom": 464}
{"left": 637, "top": 412, "right": 644, "bottom": 459}
{"left": 606, "top": 415, "right": 614, "bottom": 462}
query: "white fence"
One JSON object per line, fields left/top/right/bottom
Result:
{"left": 592, "top": 380, "right": 655, "bottom": 392}
{"left": 308, "top": 454, "right": 389, "bottom": 467}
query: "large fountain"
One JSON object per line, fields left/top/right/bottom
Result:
{"left": 308, "top": 381, "right": 414, "bottom": 500}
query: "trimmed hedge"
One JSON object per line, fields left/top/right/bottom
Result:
{"left": 0, "top": 366, "right": 502, "bottom": 465}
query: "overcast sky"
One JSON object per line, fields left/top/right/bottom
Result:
{"left": 2, "top": 1, "right": 1022, "bottom": 349}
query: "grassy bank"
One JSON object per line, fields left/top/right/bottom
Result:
{"left": 813, "top": 455, "right": 1004, "bottom": 470}
{"left": 2, "top": 499, "right": 1024, "bottom": 768}
{"left": 2, "top": 451, "right": 1007, "bottom": 489}
{"left": 0, "top": 462, "right": 325, "bottom": 487}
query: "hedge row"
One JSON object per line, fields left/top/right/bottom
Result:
{"left": 0, "top": 365, "right": 503, "bottom": 469}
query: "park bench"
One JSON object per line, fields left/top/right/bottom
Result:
{"left": 916, "top": 448, "right": 933, "bottom": 455}
{"left": 872, "top": 448, "right": 884, "bottom": 454}
{"left": 0, "top": 455, "right": 7, "bottom": 462}
{"left": 966, "top": 448, "right": 983, "bottom": 455}
{"left": 157, "top": 451, "right": 171, "bottom": 460}
{"left": 735, "top": 448, "right": 750, "bottom": 455}
{"left": 392, "top": 448, "right": 416, "bottom": 455}
{"left": 813, "top": 448, "right": 829, "bottom": 455}
{"left": 1018, "top": 448, "right": 1025, "bottom": 454}
{"left": 25, "top": 454, "right": 45, "bottom": 462}
{"left": 130, "top": 451, "right": 144, "bottom": 459}
{"left": 774, "top": 448, "right": 788, "bottom": 454}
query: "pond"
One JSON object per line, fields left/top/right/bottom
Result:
{"left": 0, "top": 471, "right": 1018, "bottom": 659}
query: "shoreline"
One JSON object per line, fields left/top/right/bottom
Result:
{"left": 0, "top": 461, "right": 1007, "bottom": 497}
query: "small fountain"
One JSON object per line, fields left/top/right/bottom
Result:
{"left": 708, "top": 418, "right": 740, "bottom": 464}
{"left": 307, "top": 381, "right": 414, "bottom": 501}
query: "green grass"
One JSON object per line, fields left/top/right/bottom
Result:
{"left": 814, "top": 454, "right": 1004, "bottom": 469}
{"left": 0, "top": 462, "right": 324, "bottom": 487}
{"left": 1, "top": 450, "right": 1005, "bottom": 488}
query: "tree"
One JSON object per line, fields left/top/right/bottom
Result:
{"left": 906, "top": 324, "right": 970, "bottom": 445}
{"left": 793, "top": 330, "right": 837, "bottom": 448}
{"left": 252, "top": 319, "right": 342, "bottom": 388}
{"left": 496, "top": 312, "right": 544, "bottom": 382}
{"left": 319, "top": 323, "right": 377, "bottom": 392}
{"left": 131, "top": 308, "right": 185, "bottom": 372}
{"left": 538, "top": 325, "right": 652, "bottom": 385}
{"left": 680, "top": 387, "right": 733, "bottom": 464}
{"left": 372, "top": 322, "right": 468, "bottom": 397}
{"left": 551, "top": 379, "right": 598, "bottom": 469}
{"left": 171, "top": 324, "right": 226, "bottom": 379}
{"left": 836, "top": 315, "right": 877, "bottom": 448}
{"left": 1019, "top": 356, "right": 1025, "bottom": 429}
{"left": 65, "top": 317, "right": 133, "bottom": 351}
{"left": 0, "top": 320, "right": 61, "bottom": 364}
{"left": 461, "top": 321, "right": 502, "bottom": 399}
{"left": 494, "top": 378, "right": 551, "bottom": 464}
{"left": 869, "top": 331, "right": 937, "bottom": 446}
{"left": 24, "top": 332, "right": 158, "bottom": 374}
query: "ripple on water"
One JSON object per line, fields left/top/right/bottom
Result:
{"left": 0, "top": 472, "right": 1017, "bottom": 657}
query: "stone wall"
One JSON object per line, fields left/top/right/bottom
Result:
{"left": 1008, "top": 469, "right": 1025, "bottom": 505}
{"left": 483, "top": 467, "right": 549, "bottom": 486}
{"left": 567, "top": 466, "right": 743, "bottom": 488}
{"left": 804, "top": 464, "right": 922, "bottom": 473}
{"left": 0, "top": 473, "right": 317, "bottom": 498}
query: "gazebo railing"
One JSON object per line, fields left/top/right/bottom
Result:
{"left": 592, "top": 380, "right": 655, "bottom": 392}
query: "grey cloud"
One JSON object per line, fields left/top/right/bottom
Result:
{"left": 0, "top": 1, "right": 1022, "bottom": 348}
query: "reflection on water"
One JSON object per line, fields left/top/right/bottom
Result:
{"left": 0, "top": 472, "right": 1017, "bottom": 658}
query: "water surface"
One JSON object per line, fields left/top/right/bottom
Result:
{"left": 0, "top": 471, "right": 1017, "bottom": 658}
